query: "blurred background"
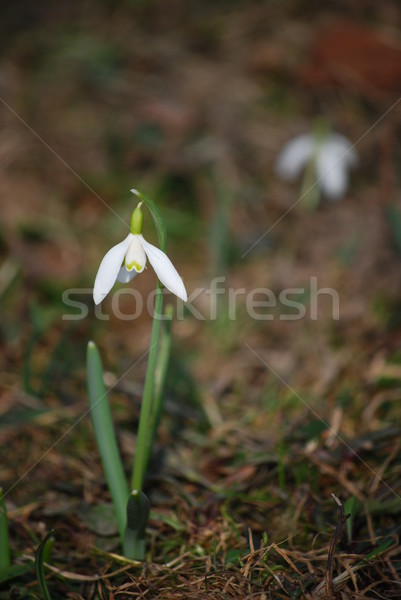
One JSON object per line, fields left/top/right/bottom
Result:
{"left": 1, "top": 0, "right": 401, "bottom": 596}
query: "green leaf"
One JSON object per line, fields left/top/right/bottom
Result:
{"left": 344, "top": 496, "right": 358, "bottom": 544}
{"left": 358, "top": 537, "right": 395, "bottom": 563}
{"left": 35, "top": 530, "right": 55, "bottom": 600}
{"left": 0, "top": 488, "right": 10, "bottom": 574}
{"left": 86, "top": 341, "right": 129, "bottom": 541}
{"left": 0, "top": 563, "right": 32, "bottom": 584}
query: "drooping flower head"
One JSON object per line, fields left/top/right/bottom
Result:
{"left": 93, "top": 193, "right": 187, "bottom": 305}
{"left": 276, "top": 125, "right": 358, "bottom": 202}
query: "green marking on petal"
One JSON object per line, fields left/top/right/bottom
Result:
{"left": 126, "top": 260, "right": 144, "bottom": 273}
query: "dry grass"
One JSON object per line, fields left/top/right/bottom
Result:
{"left": 2, "top": 1, "right": 401, "bottom": 598}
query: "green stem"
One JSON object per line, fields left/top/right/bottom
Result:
{"left": 146, "top": 307, "right": 172, "bottom": 467}
{"left": 300, "top": 156, "right": 320, "bottom": 211}
{"left": 124, "top": 531, "right": 146, "bottom": 561}
{"left": 131, "top": 284, "right": 164, "bottom": 490}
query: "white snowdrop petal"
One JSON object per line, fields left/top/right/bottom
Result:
{"left": 125, "top": 235, "right": 147, "bottom": 273}
{"left": 276, "top": 134, "right": 314, "bottom": 181}
{"left": 329, "top": 134, "right": 353, "bottom": 150}
{"left": 93, "top": 233, "right": 133, "bottom": 304}
{"left": 140, "top": 236, "right": 187, "bottom": 302}
{"left": 327, "top": 134, "right": 358, "bottom": 167}
{"left": 316, "top": 149, "right": 348, "bottom": 200}
{"left": 117, "top": 266, "right": 138, "bottom": 283}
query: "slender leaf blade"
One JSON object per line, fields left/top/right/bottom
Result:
{"left": 87, "top": 341, "right": 129, "bottom": 540}
{"left": 0, "top": 488, "right": 10, "bottom": 573}
{"left": 35, "top": 530, "right": 54, "bottom": 600}
{"left": 0, "top": 564, "right": 32, "bottom": 584}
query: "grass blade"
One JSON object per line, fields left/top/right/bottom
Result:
{"left": 86, "top": 341, "right": 129, "bottom": 540}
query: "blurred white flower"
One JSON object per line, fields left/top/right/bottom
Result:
{"left": 276, "top": 132, "right": 358, "bottom": 201}
{"left": 93, "top": 202, "right": 187, "bottom": 305}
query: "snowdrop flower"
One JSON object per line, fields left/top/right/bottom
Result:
{"left": 93, "top": 198, "right": 187, "bottom": 304}
{"left": 276, "top": 131, "right": 358, "bottom": 201}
